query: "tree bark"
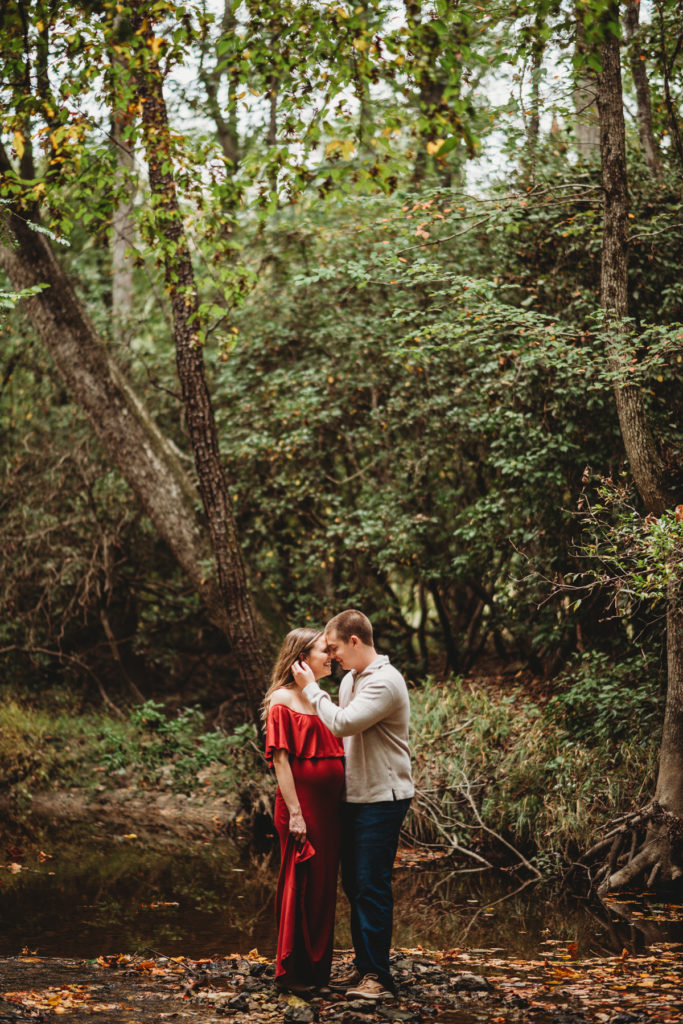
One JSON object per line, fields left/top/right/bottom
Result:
{"left": 623, "top": 0, "right": 662, "bottom": 176}
{"left": 573, "top": 10, "right": 601, "bottom": 158}
{"left": 111, "top": 86, "right": 136, "bottom": 326}
{"left": 129, "top": 10, "right": 266, "bottom": 713}
{"left": 527, "top": 10, "right": 545, "bottom": 159}
{"left": 655, "top": 0, "right": 683, "bottom": 170}
{"left": 597, "top": 14, "right": 670, "bottom": 516}
{"left": 658, "top": 599, "right": 683, "bottom": 822}
{"left": 596, "top": 4, "right": 683, "bottom": 890}
{"left": 200, "top": 0, "right": 240, "bottom": 168}
{"left": 0, "top": 213, "right": 229, "bottom": 642}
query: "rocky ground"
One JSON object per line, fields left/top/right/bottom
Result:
{"left": 2, "top": 943, "right": 683, "bottom": 1024}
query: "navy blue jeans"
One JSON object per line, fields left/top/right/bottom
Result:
{"left": 340, "top": 798, "right": 411, "bottom": 993}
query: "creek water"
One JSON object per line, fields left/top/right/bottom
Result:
{"left": 1, "top": 832, "right": 682, "bottom": 961}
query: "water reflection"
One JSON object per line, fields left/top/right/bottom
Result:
{"left": 1, "top": 834, "right": 682, "bottom": 960}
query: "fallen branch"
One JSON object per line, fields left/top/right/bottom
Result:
{"left": 455, "top": 770, "right": 542, "bottom": 878}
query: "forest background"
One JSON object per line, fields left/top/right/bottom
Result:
{"left": 1, "top": 0, "right": 682, "bottom": 893}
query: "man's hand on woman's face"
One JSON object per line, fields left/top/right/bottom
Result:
{"left": 292, "top": 659, "right": 315, "bottom": 690}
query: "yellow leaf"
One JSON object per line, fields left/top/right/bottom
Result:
{"left": 341, "top": 139, "right": 356, "bottom": 160}
{"left": 426, "top": 138, "right": 445, "bottom": 155}
{"left": 325, "top": 139, "right": 341, "bottom": 156}
{"left": 353, "top": 36, "right": 368, "bottom": 51}
{"left": 284, "top": 993, "right": 309, "bottom": 1007}
{"left": 148, "top": 36, "right": 164, "bottom": 57}
{"left": 13, "top": 131, "right": 24, "bottom": 161}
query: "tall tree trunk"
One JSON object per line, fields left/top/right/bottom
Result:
{"left": 528, "top": 13, "right": 544, "bottom": 150}
{"left": 201, "top": 0, "right": 240, "bottom": 168}
{"left": 573, "top": 10, "right": 601, "bottom": 158}
{"left": 129, "top": 8, "right": 266, "bottom": 714}
{"left": 522, "top": 9, "right": 546, "bottom": 182}
{"left": 596, "top": 4, "right": 683, "bottom": 891}
{"left": 111, "top": 91, "right": 136, "bottom": 328}
{"left": 655, "top": 0, "right": 683, "bottom": 169}
{"left": 623, "top": 0, "right": 662, "bottom": 176}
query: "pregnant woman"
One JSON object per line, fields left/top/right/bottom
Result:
{"left": 263, "top": 628, "right": 345, "bottom": 992}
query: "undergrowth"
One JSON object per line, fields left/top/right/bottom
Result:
{"left": 0, "top": 651, "right": 663, "bottom": 873}
{"left": 408, "top": 652, "right": 662, "bottom": 870}
{"left": 0, "top": 691, "right": 261, "bottom": 806}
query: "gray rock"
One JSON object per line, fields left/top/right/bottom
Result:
{"left": 284, "top": 1004, "right": 318, "bottom": 1023}
{"left": 377, "top": 1007, "right": 418, "bottom": 1022}
{"left": 505, "top": 993, "right": 529, "bottom": 1008}
{"left": 344, "top": 999, "right": 382, "bottom": 1013}
{"left": 228, "top": 994, "right": 250, "bottom": 1011}
{"left": 449, "top": 972, "right": 493, "bottom": 992}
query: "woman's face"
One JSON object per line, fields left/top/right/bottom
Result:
{"left": 301, "top": 635, "right": 331, "bottom": 681}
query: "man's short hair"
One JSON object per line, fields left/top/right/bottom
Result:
{"left": 326, "top": 609, "right": 374, "bottom": 647}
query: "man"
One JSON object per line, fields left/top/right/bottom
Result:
{"left": 292, "top": 608, "right": 413, "bottom": 1002}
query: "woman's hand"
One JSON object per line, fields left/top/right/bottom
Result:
{"left": 291, "top": 659, "right": 316, "bottom": 690}
{"left": 271, "top": 749, "right": 306, "bottom": 843}
{"left": 288, "top": 808, "right": 307, "bottom": 842}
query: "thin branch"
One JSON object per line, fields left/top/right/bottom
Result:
{"left": 456, "top": 770, "right": 542, "bottom": 877}
{"left": 0, "top": 644, "right": 125, "bottom": 717}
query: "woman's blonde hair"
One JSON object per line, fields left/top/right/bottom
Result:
{"left": 261, "top": 627, "right": 323, "bottom": 724}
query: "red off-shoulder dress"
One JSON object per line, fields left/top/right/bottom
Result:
{"left": 265, "top": 705, "right": 345, "bottom": 988}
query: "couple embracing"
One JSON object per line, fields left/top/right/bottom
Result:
{"left": 262, "top": 608, "right": 414, "bottom": 1002}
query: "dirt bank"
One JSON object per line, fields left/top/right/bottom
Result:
{"left": 0, "top": 780, "right": 272, "bottom": 844}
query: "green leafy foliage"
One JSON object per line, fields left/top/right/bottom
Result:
{"left": 1, "top": 0, "right": 682, "bottom": 711}
{"left": 545, "top": 650, "right": 663, "bottom": 744}
{"left": 100, "top": 699, "right": 260, "bottom": 790}
{"left": 0, "top": 689, "right": 260, "bottom": 798}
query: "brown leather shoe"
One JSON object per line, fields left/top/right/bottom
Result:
{"left": 329, "top": 966, "right": 362, "bottom": 991}
{"left": 346, "top": 974, "right": 394, "bottom": 1001}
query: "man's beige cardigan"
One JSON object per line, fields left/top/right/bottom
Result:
{"left": 302, "top": 654, "right": 414, "bottom": 804}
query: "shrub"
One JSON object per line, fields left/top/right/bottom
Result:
{"left": 408, "top": 660, "right": 660, "bottom": 869}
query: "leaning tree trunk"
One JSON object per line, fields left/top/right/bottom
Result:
{"left": 595, "top": 3, "right": 683, "bottom": 892}
{"left": 0, "top": 165, "right": 264, "bottom": 718}
{"left": 127, "top": 7, "right": 267, "bottom": 713}
{"left": 0, "top": 213, "right": 228, "bottom": 639}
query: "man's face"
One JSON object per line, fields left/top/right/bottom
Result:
{"left": 324, "top": 629, "right": 357, "bottom": 672}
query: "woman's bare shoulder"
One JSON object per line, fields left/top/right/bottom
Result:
{"left": 268, "top": 687, "right": 296, "bottom": 709}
